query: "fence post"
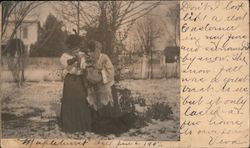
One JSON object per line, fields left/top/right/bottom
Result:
{"left": 162, "top": 55, "right": 166, "bottom": 66}
{"left": 141, "top": 54, "right": 147, "bottom": 79}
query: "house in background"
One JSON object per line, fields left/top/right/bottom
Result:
{"left": 142, "top": 47, "right": 180, "bottom": 79}
{"left": 162, "top": 46, "right": 180, "bottom": 78}
{"left": 1, "top": 20, "right": 41, "bottom": 56}
{"left": 118, "top": 47, "right": 180, "bottom": 79}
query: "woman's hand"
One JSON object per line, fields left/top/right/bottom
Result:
{"left": 75, "top": 54, "right": 82, "bottom": 63}
{"left": 67, "top": 56, "right": 78, "bottom": 65}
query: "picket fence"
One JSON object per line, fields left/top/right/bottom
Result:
{"left": 1, "top": 57, "right": 179, "bottom": 82}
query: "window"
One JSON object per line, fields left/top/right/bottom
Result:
{"left": 23, "top": 27, "right": 28, "bottom": 39}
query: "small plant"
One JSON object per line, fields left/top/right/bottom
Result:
{"left": 134, "top": 96, "right": 146, "bottom": 106}
{"left": 116, "top": 87, "right": 135, "bottom": 113}
{"left": 146, "top": 102, "right": 173, "bottom": 121}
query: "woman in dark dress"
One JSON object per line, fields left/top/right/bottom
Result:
{"left": 59, "top": 34, "right": 91, "bottom": 133}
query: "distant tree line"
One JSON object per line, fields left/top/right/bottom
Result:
{"left": 30, "top": 14, "right": 68, "bottom": 57}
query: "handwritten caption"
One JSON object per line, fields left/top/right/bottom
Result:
{"left": 18, "top": 139, "right": 163, "bottom": 148}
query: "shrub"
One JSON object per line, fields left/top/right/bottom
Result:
{"left": 116, "top": 87, "right": 135, "bottom": 113}
{"left": 115, "top": 86, "right": 174, "bottom": 135}
{"left": 133, "top": 96, "right": 146, "bottom": 107}
{"left": 145, "top": 102, "right": 173, "bottom": 121}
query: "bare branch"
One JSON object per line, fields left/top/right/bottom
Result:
{"left": 2, "top": 1, "right": 46, "bottom": 52}
{"left": 135, "top": 15, "right": 163, "bottom": 54}
{"left": 120, "top": 2, "right": 160, "bottom": 26}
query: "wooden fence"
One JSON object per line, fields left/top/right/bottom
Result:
{"left": 119, "top": 59, "right": 179, "bottom": 79}
{"left": 1, "top": 57, "right": 179, "bottom": 82}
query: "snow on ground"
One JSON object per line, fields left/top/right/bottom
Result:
{"left": 118, "top": 79, "right": 180, "bottom": 120}
{"left": 1, "top": 79, "right": 180, "bottom": 140}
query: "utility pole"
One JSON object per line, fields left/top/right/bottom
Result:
{"left": 150, "top": 48, "right": 153, "bottom": 79}
{"left": 150, "top": 42, "right": 153, "bottom": 79}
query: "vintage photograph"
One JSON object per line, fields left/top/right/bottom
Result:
{"left": 1, "top": 1, "right": 180, "bottom": 141}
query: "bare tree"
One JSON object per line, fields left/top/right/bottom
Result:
{"left": 54, "top": 1, "right": 160, "bottom": 61}
{"left": 165, "top": 3, "right": 180, "bottom": 47}
{"left": 2, "top": 1, "right": 46, "bottom": 42}
{"left": 1, "top": 1, "right": 46, "bottom": 87}
{"left": 135, "top": 16, "right": 163, "bottom": 79}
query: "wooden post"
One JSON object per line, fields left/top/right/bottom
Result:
{"left": 141, "top": 54, "right": 147, "bottom": 79}
{"left": 140, "top": 57, "right": 143, "bottom": 79}
{"left": 150, "top": 48, "right": 153, "bottom": 79}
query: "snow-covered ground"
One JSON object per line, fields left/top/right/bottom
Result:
{"left": 1, "top": 79, "right": 180, "bottom": 141}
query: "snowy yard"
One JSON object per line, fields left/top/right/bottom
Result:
{"left": 1, "top": 79, "right": 180, "bottom": 141}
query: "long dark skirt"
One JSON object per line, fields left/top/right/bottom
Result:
{"left": 60, "top": 73, "right": 91, "bottom": 133}
{"left": 91, "top": 85, "right": 135, "bottom": 135}
{"left": 91, "top": 85, "right": 121, "bottom": 120}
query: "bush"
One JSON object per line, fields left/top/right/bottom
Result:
{"left": 146, "top": 102, "right": 173, "bottom": 121}
{"left": 133, "top": 96, "right": 146, "bottom": 107}
{"left": 116, "top": 86, "right": 174, "bottom": 121}
{"left": 116, "top": 87, "right": 135, "bottom": 113}
{"left": 114, "top": 86, "right": 174, "bottom": 134}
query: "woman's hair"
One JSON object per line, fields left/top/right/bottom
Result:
{"left": 86, "top": 40, "right": 102, "bottom": 52}
{"left": 65, "top": 34, "right": 81, "bottom": 48}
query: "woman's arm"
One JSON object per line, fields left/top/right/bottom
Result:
{"left": 60, "top": 53, "right": 77, "bottom": 67}
{"left": 102, "top": 54, "right": 115, "bottom": 84}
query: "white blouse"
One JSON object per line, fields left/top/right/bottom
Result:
{"left": 60, "top": 51, "right": 86, "bottom": 75}
{"left": 86, "top": 53, "right": 115, "bottom": 110}
{"left": 96, "top": 53, "right": 115, "bottom": 86}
